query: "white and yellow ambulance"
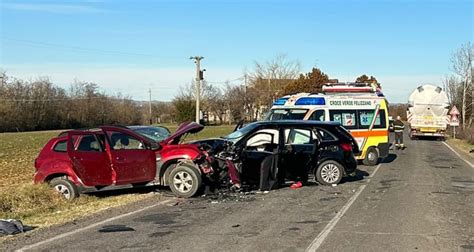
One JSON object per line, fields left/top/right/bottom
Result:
{"left": 266, "top": 83, "right": 389, "bottom": 165}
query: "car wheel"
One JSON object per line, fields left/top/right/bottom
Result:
{"left": 168, "top": 163, "right": 202, "bottom": 198}
{"left": 363, "top": 147, "right": 379, "bottom": 166}
{"left": 49, "top": 177, "right": 79, "bottom": 200}
{"left": 315, "top": 160, "right": 343, "bottom": 185}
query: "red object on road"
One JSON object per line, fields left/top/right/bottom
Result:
{"left": 290, "top": 181, "right": 303, "bottom": 189}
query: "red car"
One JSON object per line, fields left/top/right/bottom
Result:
{"left": 34, "top": 122, "right": 211, "bottom": 199}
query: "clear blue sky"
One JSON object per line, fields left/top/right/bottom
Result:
{"left": 1, "top": 0, "right": 473, "bottom": 102}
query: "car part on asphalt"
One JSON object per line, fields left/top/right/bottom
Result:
{"left": 0, "top": 219, "right": 24, "bottom": 236}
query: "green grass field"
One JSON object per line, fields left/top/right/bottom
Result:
{"left": 0, "top": 124, "right": 234, "bottom": 229}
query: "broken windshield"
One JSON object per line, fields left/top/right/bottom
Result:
{"left": 266, "top": 109, "right": 308, "bottom": 120}
{"left": 130, "top": 126, "right": 170, "bottom": 142}
{"left": 224, "top": 123, "right": 259, "bottom": 143}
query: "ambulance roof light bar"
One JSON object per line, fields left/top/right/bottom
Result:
{"left": 322, "top": 82, "right": 383, "bottom": 96}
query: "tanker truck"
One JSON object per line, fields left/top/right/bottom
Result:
{"left": 407, "top": 84, "right": 449, "bottom": 139}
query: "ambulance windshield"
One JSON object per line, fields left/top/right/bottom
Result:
{"left": 266, "top": 109, "right": 308, "bottom": 120}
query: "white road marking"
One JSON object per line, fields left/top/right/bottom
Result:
{"left": 442, "top": 142, "right": 474, "bottom": 168}
{"left": 18, "top": 199, "right": 174, "bottom": 251}
{"left": 306, "top": 163, "right": 382, "bottom": 252}
{"left": 369, "top": 163, "right": 382, "bottom": 178}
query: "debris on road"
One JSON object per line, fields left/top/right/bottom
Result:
{"left": 98, "top": 225, "right": 135, "bottom": 233}
{"left": 167, "top": 201, "right": 184, "bottom": 207}
{"left": 0, "top": 219, "right": 24, "bottom": 236}
{"left": 202, "top": 187, "right": 257, "bottom": 204}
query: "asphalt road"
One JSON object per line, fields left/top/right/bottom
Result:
{"left": 4, "top": 134, "right": 474, "bottom": 251}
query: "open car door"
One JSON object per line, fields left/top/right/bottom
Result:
{"left": 67, "top": 131, "right": 114, "bottom": 186}
{"left": 101, "top": 127, "right": 157, "bottom": 185}
{"left": 240, "top": 130, "right": 279, "bottom": 185}
{"left": 279, "top": 128, "right": 318, "bottom": 180}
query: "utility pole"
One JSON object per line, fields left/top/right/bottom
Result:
{"left": 190, "top": 56, "right": 204, "bottom": 124}
{"left": 244, "top": 73, "right": 248, "bottom": 121}
{"left": 148, "top": 88, "right": 152, "bottom": 125}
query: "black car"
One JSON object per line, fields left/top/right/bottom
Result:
{"left": 194, "top": 120, "right": 359, "bottom": 186}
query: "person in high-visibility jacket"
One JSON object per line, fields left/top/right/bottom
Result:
{"left": 393, "top": 116, "right": 405, "bottom": 149}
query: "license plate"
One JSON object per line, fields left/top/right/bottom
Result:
{"left": 421, "top": 128, "right": 436, "bottom": 133}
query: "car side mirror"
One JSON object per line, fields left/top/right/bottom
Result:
{"left": 150, "top": 142, "right": 161, "bottom": 151}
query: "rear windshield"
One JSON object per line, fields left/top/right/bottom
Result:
{"left": 334, "top": 125, "right": 354, "bottom": 142}
{"left": 266, "top": 109, "right": 308, "bottom": 120}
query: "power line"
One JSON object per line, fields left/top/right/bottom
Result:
{"left": 205, "top": 77, "right": 244, "bottom": 84}
{"left": 1, "top": 37, "right": 184, "bottom": 60}
{"left": 0, "top": 97, "right": 138, "bottom": 102}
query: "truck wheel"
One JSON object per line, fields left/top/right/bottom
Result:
{"left": 363, "top": 147, "right": 379, "bottom": 166}
{"left": 168, "top": 163, "right": 202, "bottom": 198}
{"left": 49, "top": 177, "right": 79, "bottom": 200}
{"left": 315, "top": 160, "right": 343, "bottom": 185}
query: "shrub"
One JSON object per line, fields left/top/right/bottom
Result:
{"left": 457, "top": 126, "right": 474, "bottom": 145}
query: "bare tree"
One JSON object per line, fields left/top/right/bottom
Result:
{"left": 450, "top": 42, "right": 473, "bottom": 129}
{"left": 224, "top": 84, "right": 247, "bottom": 123}
{"left": 177, "top": 80, "right": 218, "bottom": 111}
{"left": 247, "top": 54, "right": 301, "bottom": 119}
{"left": 0, "top": 74, "right": 144, "bottom": 132}
{"left": 206, "top": 86, "right": 227, "bottom": 124}
{"left": 443, "top": 75, "right": 460, "bottom": 106}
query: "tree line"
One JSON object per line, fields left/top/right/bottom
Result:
{"left": 0, "top": 55, "right": 379, "bottom": 132}
{"left": 0, "top": 76, "right": 143, "bottom": 132}
{"left": 2, "top": 43, "right": 470, "bottom": 133}
{"left": 443, "top": 42, "right": 473, "bottom": 130}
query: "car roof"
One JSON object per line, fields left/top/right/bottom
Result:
{"left": 57, "top": 125, "right": 130, "bottom": 137}
{"left": 249, "top": 120, "right": 341, "bottom": 127}
{"left": 127, "top": 125, "right": 167, "bottom": 129}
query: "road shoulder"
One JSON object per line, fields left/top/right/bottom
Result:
{"left": 444, "top": 139, "right": 474, "bottom": 167}
{"left": 2, "top": 193, "right": 174, "bottom": 250}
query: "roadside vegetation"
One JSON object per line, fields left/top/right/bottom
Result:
{"left": 0, "top": 124, "right": 234, "bottom": 230}
{"left": 446, "top": 126, "right": 474, "bottom": 157}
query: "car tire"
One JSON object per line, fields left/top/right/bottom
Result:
{"left": 49, "top": 177, "right": 79, "bottom": 200}
{"left": 363, "top": 147, "right": 379, "bottom": 166}
{"left": 315, "top": 160, "right": 343, "bottom": 186}
{"left": 168, "top": 163, "right": 202, "bottom": 198}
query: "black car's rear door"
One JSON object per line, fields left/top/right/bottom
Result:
{"left": 279, "top": 127, "right": 316, "bottom": 179}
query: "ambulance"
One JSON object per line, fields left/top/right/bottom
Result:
{"left": 266, "top": 83, "right": 389, "bottom": 166}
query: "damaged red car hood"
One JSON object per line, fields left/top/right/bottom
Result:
{"left": 162, "top": 121, "right": 204, "bottom": 144}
